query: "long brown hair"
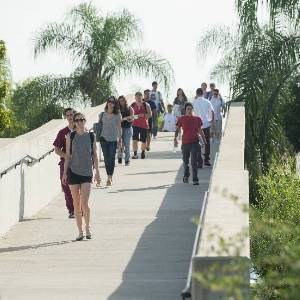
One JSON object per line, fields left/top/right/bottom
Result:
{"left": 176, "top": 88, "right": 187, "bottom": 101}
{"left": 104, "top": 96, "right": 119, "bottom": 114}
{"left": 118, "top": 95, "right": 129, "bottom": 111}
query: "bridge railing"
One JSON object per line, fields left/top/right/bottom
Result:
{"left": 0, "top": 104, "right": 103, "bottom": 237}
{"left": 182, "top": 102, "right": 250, "bottom": 299}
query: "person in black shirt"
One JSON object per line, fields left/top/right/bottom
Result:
{"left": 144, "top": 89, "right": 157, "bottom": 151}
{"left": 117, "top": 95, "right": 134, "bottom": 165}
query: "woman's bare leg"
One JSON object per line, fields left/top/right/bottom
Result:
{"left": 69, "top": 184, "right": 83, "bottom": 235}
{"left": 80, "top": 182, "right": 91, "bottom": 233}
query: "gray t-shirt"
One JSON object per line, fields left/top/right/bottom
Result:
{"left": 69, "top": 132, "right": 93, "bottom": 177}
{"left": 100, "top": 112, "right": 121, "bottom": 142}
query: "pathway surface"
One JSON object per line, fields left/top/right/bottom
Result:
{"left": 0, "top": 133, "right": 216, "bottom": 300}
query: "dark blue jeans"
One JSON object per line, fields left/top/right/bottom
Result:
{"left": 100, "top": 139, "right": 117, "bottom": 176}
{"left": 181, "top": 142, "right": 201, "bottom": 181}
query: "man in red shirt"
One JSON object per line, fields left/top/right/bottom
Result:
{"left": 174, "top": 102, "right": 206, "bottom": 185}
{"left": 131, "top": 91, "right": 152, "bottom": 159}
{"left": 53, "top": 108, "right": 75, "bottom": 218}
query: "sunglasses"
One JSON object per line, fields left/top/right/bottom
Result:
{"left": 108, "top": 100, "right": 116, "bottom": 104}
{"left": 74, "top": 118, "right": 85, "bottom": 123}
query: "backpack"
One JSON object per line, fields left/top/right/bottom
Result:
{"left": 93, "top": 112, "right": 104, "bottom": 142}
{"left": 70, "top": 131, "right": 95, "bottom": 157}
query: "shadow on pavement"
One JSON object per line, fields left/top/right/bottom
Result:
{"left": 21, "top": 217, "right": 53, "bottom": 222}
{"left": 126, "top": 170, "right": 178, "bottom": 176}
{"left": 107, "top": 152, "right": 215, "bottom": 299}
{"left": 0, "top": 240, "right": 73, "bottom": 253}
{"left": 108, "top": 184, "right": 174, "bottom": 194}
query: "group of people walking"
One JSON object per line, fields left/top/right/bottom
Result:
{"left": 53, "top": 80, "right": 224, "bottom": 240}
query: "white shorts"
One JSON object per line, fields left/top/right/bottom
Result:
{"left": 211, "top": 120, "right": 222, "bottom": 134}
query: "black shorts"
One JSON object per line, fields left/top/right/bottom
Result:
{"left": 132, "top": 126, "right": 147, "bottom": 143}
{"left": 67, "top": 168, "right": 92, "bottom": 185}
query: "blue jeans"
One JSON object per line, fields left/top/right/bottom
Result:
{"left": 118, "top": 127, "right": 132, "bottom": 162}
{"left": 152, "top": 113, "right": 159, "bottom": 137}
{"left": 100, "top": 139, "right": 117, "bottom": 176}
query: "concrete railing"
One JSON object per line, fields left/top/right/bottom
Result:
{"left": 0, "top": 103, "right": 105, "bottom": 237}
{"left": 191, "top": 102, "right": 250, "bottom": 299}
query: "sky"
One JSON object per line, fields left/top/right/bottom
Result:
{"left": 0, "top": 0, "right": 237, "bottom": 101}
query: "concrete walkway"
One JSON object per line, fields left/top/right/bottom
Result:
{"left": 0, "top": 133, "right": 216, "bottom": 300}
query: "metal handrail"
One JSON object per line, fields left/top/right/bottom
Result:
{"left": 0, "top": 148, "right": 54, "bottom": 179}
{"left": 181, "top": 191, "right": 208, "bottom": 299}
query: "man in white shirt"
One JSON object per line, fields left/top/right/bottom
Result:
{"left": 193, "top": 88, "right": 214, "bottom": 167}
{"left": 210, "top": 89, "right": 225, "bottom": 143}
{"left": 150, "top": 81, "right": 165, "bottom": 138}
{"left": 161, "top": 104, "right": 177, "bottom": 132}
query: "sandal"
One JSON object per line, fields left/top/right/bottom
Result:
{"left": 76, "top": 232, "right": 84, "bottom": 241}
{"left": 85, "top": 227, "right": 92, "bottom": 240}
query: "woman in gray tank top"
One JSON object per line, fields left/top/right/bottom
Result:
{"left": 99, "top": 96, "right": 122, "bottom": 186}
{"left": 62, "top": 112, "right": 101, "bottom": 241}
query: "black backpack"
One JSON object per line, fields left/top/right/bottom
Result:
{"left": 70, "top": 131, "right": 95, "bottom": 157}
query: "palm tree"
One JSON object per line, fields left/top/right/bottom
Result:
{"left": 237, "top": 0, "right": 300, "bottom": 31}
{"left": 197, "top": 24, "right": 300, "bottom": 197}
{"left": 33, "top": 2, "right": 174, "bottom": 106}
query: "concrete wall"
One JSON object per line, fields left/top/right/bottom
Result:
{"left": 192, "top": 103, "right": 250, "bottom": 299}
{"left": 0, "top": 104, "right": 104, "bottom": 237}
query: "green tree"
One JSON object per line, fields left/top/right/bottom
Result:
{"left": 251, "top": 162, "right": 300, "bottom": 299}
{"left": 0, "top": 40, "right": 12, "bottom": 134}
{"left": 237, "top": 0, "right": 300, "bottom": 30}
{"left": 197, "top": 24, "right": 299, "bottom": 198}
{"left": 281, "top": 79, "right": 300, "bottom": 152}
{"left": 33, "top": 2, "right": 174, "bottom": 106}
{"left": 196, "top": 1, "right": 300, "bottom": 298}
{"left": 10, "top": 76, "right": 80, "bottom": 132}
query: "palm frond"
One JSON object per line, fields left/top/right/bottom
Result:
{"left": 33, "top": 22, "right": 87, "bottom": 62}
{"left": 210, "top": 54, "right": 237, "bottom": 84}
{"left": 106, "top": 49, "right": 174, "bottom": 93}
{"left": 197, "top": 25, "right": 236, "bottom": 61}
{"left": 237, "top": 0, "right": 300, "bottom": 29}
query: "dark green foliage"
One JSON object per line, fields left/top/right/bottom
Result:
{"left": 281, "top": 80, "right": 300, "bottom": 152}
{"left": 196, "top": 1, "right": 300, "bottom": 298}
{"left": 10, "top": 77, "right": 72, "bottom": 132}
{"left": 0, "top": 40, "right": 12, "bottom": 134}
{"left": 0, "top": 104, "right": 12, "bottom": 132}
{"left": 251, "top": 163, "right": 300, "bottom": 299}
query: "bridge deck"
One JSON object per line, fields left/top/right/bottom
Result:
{"left": 0, "top": 133, "right": 215, "bottom": 300}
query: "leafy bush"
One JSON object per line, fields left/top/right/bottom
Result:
{"left": 0, "top": 104, "right": 12, "bottom": 132}
{"left": 251, "top": 162, "right": 300, "bottom": 299}
{"left": 11, "top": 77, "right": 67, "bottom": 132}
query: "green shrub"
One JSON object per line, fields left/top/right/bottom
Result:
{"left": 251, "top": 162, "right": 300, "bottom": 299}
{"left": 0, "top": 105, "right": 12, "bottom": 132}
